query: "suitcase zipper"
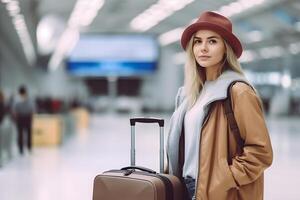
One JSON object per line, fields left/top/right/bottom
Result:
{"left": 104, "top": 170, "right": 174, "bottom": 200}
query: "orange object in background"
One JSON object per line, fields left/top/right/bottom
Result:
{"left": 32, "top": 114, "right": 63, "bottom": 146}
{"left": 72, "top": 108, "right": 89, "bottom": 130}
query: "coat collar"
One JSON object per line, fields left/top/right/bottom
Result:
{"left": 200, "top": 70, "right": 248, "bottom": 107}
{"left": 177, "top": 70, "right": 249, "bottom": 112}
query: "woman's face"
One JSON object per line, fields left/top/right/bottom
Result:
{"left": 192, "top": 30, "right": 226, "bottom": 69}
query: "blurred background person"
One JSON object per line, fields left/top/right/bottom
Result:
{"left": 0, "top": 89, "right": 5, "bottom": 124}
{"left": 13, "top": 85, "right": 35, "bottom": 155}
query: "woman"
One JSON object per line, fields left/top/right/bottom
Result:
{"left": 166, "top": 11, "right": 273, "bottom": 200}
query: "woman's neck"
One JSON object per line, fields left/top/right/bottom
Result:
{"left": 205, "top": 66, "right": 221, "bottom": 81}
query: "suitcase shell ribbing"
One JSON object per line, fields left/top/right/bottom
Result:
{"left": 93, "top": 170, "right": 183, "bottom": 200}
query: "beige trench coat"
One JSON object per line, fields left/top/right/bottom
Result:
{"left": 178, "top": 82, "right": 273, "bottom": 200}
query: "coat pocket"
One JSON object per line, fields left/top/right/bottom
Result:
{"left": 208, "top": 159, "right": 238, "bottom": 199}
{"left": 220, "top": 158, "right": 238, "bottom": 190}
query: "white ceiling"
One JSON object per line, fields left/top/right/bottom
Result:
{"left": 1, "top": 0, "right": 300, "bottom": 69}
{"left": 35, "top": 0, "right": 300, "bottom": 51}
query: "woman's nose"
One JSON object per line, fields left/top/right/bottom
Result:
{"left": 200, "top": 42, "right": 208, "bottom": 53}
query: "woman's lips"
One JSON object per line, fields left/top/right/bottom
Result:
{"left": 198, "top": 56, "right": 211, "bottom": 60}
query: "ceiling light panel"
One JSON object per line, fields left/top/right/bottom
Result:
{"left": 158, "top": 0, "right": 268, "bottom": 47}
{"left": 159, "top": 27, "right": 184, "bottom": 46}
{"left": 130, "top": 0, "right": 195, "bottom": 32}
{"left": 218, "top": 0, "right": 265, "bottom": 17}
{"left": 289, "top": 42, "right": 300, "bottom": 55}
{"left": 48, "top": 0, "right": 105, "bottom": 71}
{"left": 259, "top": 45, "right": 284, "bottom": 59}
{"left": 239, "top": 50, "right": 257, "bottom": 63}
{"left": 69, "top": 0, "right": 105, "bottom": 28}
{"left": 1, "top": 0, "right": 36, "bottom": 65}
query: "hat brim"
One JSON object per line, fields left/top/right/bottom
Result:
{"left": 181, "top": 22, "right": 243, "bottom": 58}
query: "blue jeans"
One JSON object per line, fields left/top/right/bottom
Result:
{"left": 184, "top": 176, "right": 196, "bottom": 200}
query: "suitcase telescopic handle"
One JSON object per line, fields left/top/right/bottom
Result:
{"left": 130, "top": 117, "right": 165, "bottom": 173}
{"left": 130, "top": 117, "right": 164, "bottom": 127}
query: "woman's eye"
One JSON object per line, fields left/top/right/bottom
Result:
{"left": 194, "top": 40, "right": 201, "bottom": 45}
{"left": 209, "top": 40, "right": 217, "bottom": 44}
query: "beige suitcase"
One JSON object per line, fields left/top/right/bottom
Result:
{"left": 93, "top": 118, "right": 184, "bottom": 200}
{"left": 32, "top": 114, "right": 62, "bottom": 146}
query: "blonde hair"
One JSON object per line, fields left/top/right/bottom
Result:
{"left": 183, "top": 34, "right": 245, "bottom": 108}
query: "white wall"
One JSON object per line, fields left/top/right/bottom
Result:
{"left": 141, "top": 48, "right": 184, "bottom": 111}
{"left": 0, "top": 36, "right": 89, "bottom": 102}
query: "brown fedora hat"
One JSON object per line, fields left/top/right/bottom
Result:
{"left": 181, "top": 11, "right": 243, "bottom": 58}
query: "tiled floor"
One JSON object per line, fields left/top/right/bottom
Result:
{"left": 0, "top": 113, "right": 299, "bottom": 200}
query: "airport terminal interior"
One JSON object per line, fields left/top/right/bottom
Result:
{"left": 1, "top": 0, "right": 300, "bottom": 199}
